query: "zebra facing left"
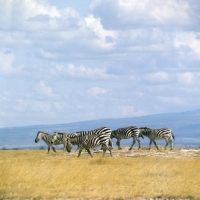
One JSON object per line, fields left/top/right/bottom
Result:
{"left": 55, "top": 127, "right": 112, "bottom": 151}
{"left": 35, "top": 131, "right": 64, "bottom": 153}
{"left": 52, "top": 132, "right": 112, "bottom": 157}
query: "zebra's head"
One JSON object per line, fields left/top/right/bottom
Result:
{"left": 51, "top": 132, "right": 62, "bottom": 144}
{"left": 139, "top": 127, "right": 150, "bottom": 136}
{"left": 64, "top": 136, "right": 72, "bottom": 153}
{"left": 35, "top": 131, "right": 43, "bottom": 143}
{"left": 52, "top": 132, "right": 64, "bottom": 143}
{"left": 111, "top": 130, "right": 117, "bottom": 139}
{"left": 52, "top": 132, "right": 72, "bottom": 153}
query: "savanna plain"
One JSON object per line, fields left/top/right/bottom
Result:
{"left": 0, "top": 147, "right": 200, "bottom": 200}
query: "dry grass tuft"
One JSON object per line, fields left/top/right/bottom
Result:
{"left": 0, "top": 148, "right": 200, "bottom": 199}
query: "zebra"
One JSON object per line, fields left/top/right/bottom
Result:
{"left": 51, "top": 133, "right": 72, "bottom": 153}
{"left": 139, "top": 127, "right": 175, "bottom": 150}
{"left": 111, "top": 126, "right": 143, "bottom": 150}
{"left": 63, "top": 133, "right": 113, "bottom": 157}
{"left": 56, "top": 127, "right": 112, "bottom": 151}
{"left": 35, "top": 131, "right": 64, "bottom": 153}
{"left": 53, "top": 132, "right": 69, "bottom": 150}
{"left": 53, "top": 131, "right": 82, "bottom": 151}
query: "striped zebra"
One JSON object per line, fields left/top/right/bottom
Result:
{"left": 111, "top": 126, "right": 143, "bottom": 150}
{"left": 35, "top": 131, "right": 65, "bottom": 153}
{"left": 139, "top": 127, "right": 175, "bottom": 150}
{"left": 53, "top": 131, "right": 82, "bottom": 151}
{"left": 55, "top": 127, "right": 112, "bottom": 151}
{"left": 53, "top": 132, "right": 69, "bottom": 150}
{"left": 65, "top": 133, "right": 112, "bottom": 157}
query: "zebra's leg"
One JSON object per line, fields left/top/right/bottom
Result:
{"left": 63, "top": 142, "right": 66, "bottom": 151}
{"left": 149, "top": 141, "right": 152, "bottom": 150}
{"left": 47, "top": 146, "right": 50, "bottom": 153}
{"left": 152, "top": 141, "right": 159, "bottom": 150}
{"left": 137, "top": 138, "right": 141, "bottom": 149}
{"left": 85, "top": 147, "right": 93, "bottom": 158}
{"left": 78, "top": 147, "right": 84, "bottom": 157}
{"left": 164, "top": 139, "right": 169, "bottom": 150}
{"left": 169, "top": 139, "right": 173, "bottom": 150}
{"left": 107, "top": 146, "right": 113, "bottom": 157}
{"left": 52, "top": 145, "right": 56, "bottom": 153}
{"left": 109, "top": 138, "right": 113, "bottom": 149}
{"left": 116, "top": 139, "right": 122, "bottom": 150}
{"left": 103, "top": 144, "right": 113, "bottom": 157}
{"left": 102, "top": 147, "right": 106, "bottom": 157}
{"left": 129, "top": 138, "right": 136, "bottom": 150}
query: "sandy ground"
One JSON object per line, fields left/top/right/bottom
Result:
{"left": 61, "top": 147, "right": 200, "bottom": 158}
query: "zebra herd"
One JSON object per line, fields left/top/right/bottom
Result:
{"left": 34, "top": 126, "right": 175, "bottom": 157}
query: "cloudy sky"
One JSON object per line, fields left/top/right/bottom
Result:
{"left": 1, "top": 0, "right": 200, "bottom": 127}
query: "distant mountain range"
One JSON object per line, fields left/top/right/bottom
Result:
{"left": 1, "top": 109, "right": 200, "bottom": 149}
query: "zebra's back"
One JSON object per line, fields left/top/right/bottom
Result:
{"left": 142, "top": 128, "right": 173, "bottom": 140}
{"left": 139, "top": 127, "right": 175, "bottom": 150}
{"left": 112, "top": 126, "right": 139, "bottom": 139}
{"left": 82, "top": 134, "right": 110, "bottom": 149}
{"left": 72, "top": 127, "right": 111, "bottom": 137}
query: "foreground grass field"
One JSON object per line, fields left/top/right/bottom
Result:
{"left": 0, "top": 148, "right": 200, "bottom": 199}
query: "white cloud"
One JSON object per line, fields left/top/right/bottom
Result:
{"left": 176, "top": 72, "right": 194, "bottom": 85}
{"left": 52, "top": 63, "right": 115, "bottom": 80}
{"left": 87, "top": 87, "right": 108, "bottom": 97}
{"left": 144, "top": 72, "right": 173, "bottom": 84}
{"left": 119, "top": 106, "right": 146, "bottom": 117}
{"left": 39, "top": 49, "right": 58, "bottom": 59}
{"left": 35, "top": 81, "right": 53, "bottom": 97}
{"left": 174, "top": 32, "right": 200, "bottom": 58}
{"left": 158, "top": 96, "right": 186, "bottom": 106}
{"left": 0, "top": 49, "right": 15, "bottom": 74}
{"left": 84, "top": 14, "right": 116, "bottom": 47}
{"left": 90, "top": 0, "right": 192, "bottom": 29}
{"left": 0, "top": 0, "right": 200, "bottom": 127}
{"left": 31, "top": 100, "right": 52, "bottom": 113}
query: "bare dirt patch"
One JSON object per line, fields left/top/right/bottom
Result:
{"left": 61, "top": 147, "right": 200, "bottom": 158}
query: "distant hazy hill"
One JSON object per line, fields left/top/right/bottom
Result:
{"left": 1, "top": 109, "right": 200, "bottom": 149}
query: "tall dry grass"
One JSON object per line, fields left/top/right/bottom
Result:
{"left": 0, "top": 149, "right": 200, "bottom": 199}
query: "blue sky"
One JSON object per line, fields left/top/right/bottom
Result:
{"left": 1, "top": 0, "right": 200, "bottom": 127}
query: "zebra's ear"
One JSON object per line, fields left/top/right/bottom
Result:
{"left": 55, "top": 132, "right": 59, "bottom": 136}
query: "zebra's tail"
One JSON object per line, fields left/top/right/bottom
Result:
{"left": 172, "top": 131, "right": 175, "bottom": 140}
{"left": 109, "top": 138, "right": 113, "bottom": 149}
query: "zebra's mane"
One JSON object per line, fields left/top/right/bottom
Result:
{"left": 139, "top": 127, "right": 150, "bottom": 130}
{"left": 38, "top": 131, "right": 50, "bottom": 135}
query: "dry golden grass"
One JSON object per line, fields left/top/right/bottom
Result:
{"left": 0, "top": 148, "right": 200, "bottom": 199}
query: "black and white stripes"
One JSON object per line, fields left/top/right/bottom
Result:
{"left": 139, "top": 127, "right": 175, "bottom": 150}
{"left": 111, "top": 126, "right": 143, "bottom": 150}
{"left": 52, "top": 127, "right": 113, "bottom": 157}
{"left": 34, "top": 131, "right": 64, "bottom": 153}
{"left": 76, "top": 133, "right": 112, "bottom": 157}
{"left": 35, "top": 125, "right": 176, "bottom": 156}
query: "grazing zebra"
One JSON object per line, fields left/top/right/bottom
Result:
{"left": 66, "top": 133, "right": 112, "bottom": 157}
{"left": 56, "top": 127, "right": 112, "bottom": 151}
{"left": 139, "top": 127, "right": 175, "bottom": 150}
{"left": 35, "top": 131, "right": 64, "bottom": 153}
{"left": 111, "top": 126, "right": 143, "bottom": 150}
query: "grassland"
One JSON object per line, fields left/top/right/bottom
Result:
{"left": 0, "top": 148, "right": 200, "bottom": 199}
